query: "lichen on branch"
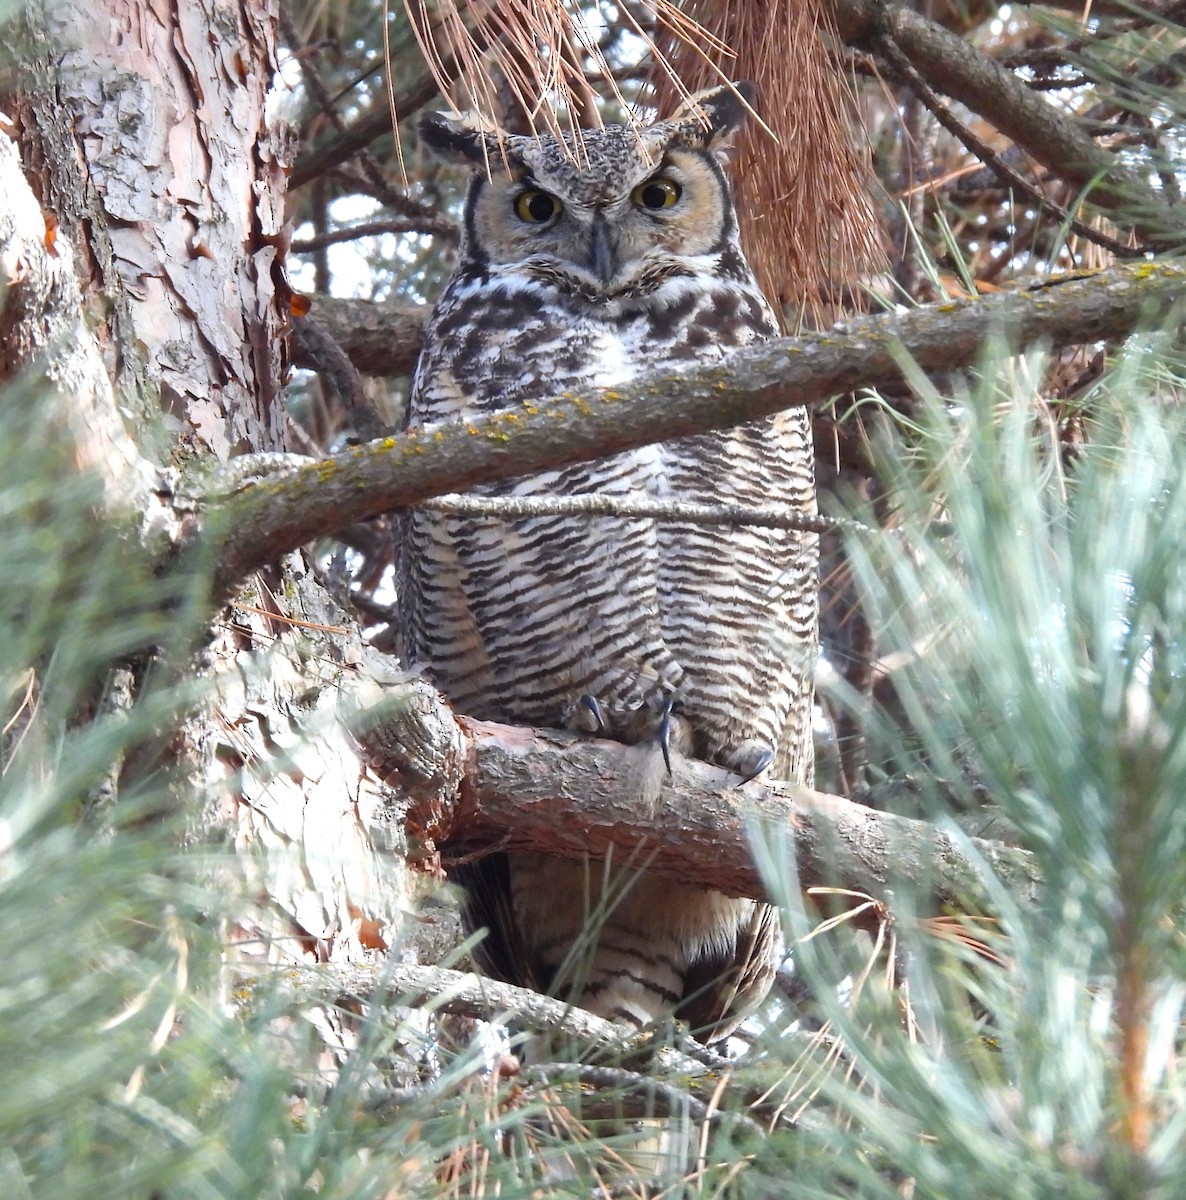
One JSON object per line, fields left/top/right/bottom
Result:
{"left": 208, "top": 260, "right": 1186, "bottom": 595}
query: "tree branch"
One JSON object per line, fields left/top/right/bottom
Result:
{"left": 247, "top": 957, "right": 805, "bottom": 1137}
{"left": 291, "top": 218, "right": 458, "bottom": 253}
{"left": 238, "top": 958, "right": 721, "bottom": 1077}
{"left": 281, "top": 13, "right": 457, "bottom": 237}
{"left": 288, "top": 70, "right": 453, "bottom": 193}
{"left": 290, "top": 294, "right": 426, "bottom": 377}
{"left": 211, "top": 261, "right": 1186, "bottom": 595}
{"left": 872, "top": 31, "right": 1139, "bottom": 259}
{"left": 346, "top": 679, "right": 1040, "bottom": 913}
{"left": 453, "top": 721, "right": 1040, "bottom": 912}
{"left": 831, "top": 0, "right": 1183, "bottom": 243}
{"left": 243, "top": 959, "right": 627, "bottom": 1046}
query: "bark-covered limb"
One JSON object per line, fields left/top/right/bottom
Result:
{"left": 238, "top": 959, "right": 713, "bottom": 1075}
{"left": 259, "top": 959, "right": 794, "bottom": 1137}
{"left": 290, "top": 104, "right": 399, "bottom": 191}
{"left": 24, "top": 0, "right": 290, "bottom": 463}
{"left": 346, "top": 678, "right": 1039, "bottom": 912}
{"left": 213, "top": 260, "right": 1186, "bottom": 595}
{"left": 241, "top": 960, "right": 621, "bottom": 1044}
{"left": 831, "top": 0, "right": 1181, "bottom": 243}
{"left": 871, "top": 32, "right": 1139, "bottom": 259}
{"left": 453, "top": 720, "right": 1040, "bottom": 912}
{"left": 281, "top": 13, "right": 456, "bottom": 238}
{"left": 289, "top": 317, "right": 388, "bottom": 441}
{"left": 291, "top": 294, "right": 426, "bottom": 377}
{"left": 291, "top": 219, "right": 453, "bottom": 253}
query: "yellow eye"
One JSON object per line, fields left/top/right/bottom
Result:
{"left": 514, "top": 190, "right": 562, "bottom": 223}
{"left": 631, "top": 178, "right": 682, "bottom": 210}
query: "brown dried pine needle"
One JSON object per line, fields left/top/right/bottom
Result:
{"left": 648, "top": 0, "right": 886, "bottom": 327}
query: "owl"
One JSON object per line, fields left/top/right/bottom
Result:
{"left": 399, "top": 85, "right": 818, "bottom": 1042}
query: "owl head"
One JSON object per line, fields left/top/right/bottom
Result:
{"left": 419, "top": 85, "right": 754, "bottom": 293}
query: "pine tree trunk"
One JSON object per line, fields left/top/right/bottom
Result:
{"left": 12, "top": 0, "right": 418, "bottom": 974}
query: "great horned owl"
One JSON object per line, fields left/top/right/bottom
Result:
{"left": 400, "top": 85, "right": 818, "bottom": 1042}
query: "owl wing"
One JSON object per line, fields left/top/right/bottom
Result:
{"left": 645, "top": 277, "right": 818, "bottom": 783}
{"left": 659, "top": 413, "right": 818, "bottom": 783}
{"left": 649, "top": 285, "right": 817, "bottom": 1039}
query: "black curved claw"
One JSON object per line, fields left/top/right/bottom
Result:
{"left": 579, "top": 694, "right": 607, "bottom": 733}
{"left": 657, "top": 696, "right": 677, "bottom": 777}
{"left": 734, "top": 746, "right": 775, "bottom": 787}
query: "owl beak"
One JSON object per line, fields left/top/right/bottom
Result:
{"left": 587, "top": 211, "right": 617, "bottom": 283}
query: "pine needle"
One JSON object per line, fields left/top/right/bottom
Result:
{"left": 400, "top": 0, "right": 636, "bottom": 143}
{"left": 647, "top": 0, "right": 887, "bottom": 328}
{"left": 399, "top": 1, "right": 740, "bottom": 146}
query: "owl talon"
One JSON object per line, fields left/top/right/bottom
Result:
{"left": 657, "top": 697, "right": 677, "bottom": 777}
{"left": 579, "top": 694, "right": 607, "bottom": 733}
{"left": 732, "top": 745, "right": 774, "bottom": 787}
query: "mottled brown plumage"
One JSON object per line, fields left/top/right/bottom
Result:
{"left": 400, "top": 86, "right": 817, "bottom": 1041}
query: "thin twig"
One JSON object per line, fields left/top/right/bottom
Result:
{"left": 281, "top": 13, "right": 456, "bottom": 238}
{"left": 1024, "top": 74, "right": 1092, "bottom": 91}
{"left": 236, "top": 959, "right": 629, "bottom": 1045}
{"left": 524, "top": 1064, "right": 768, "bottom": 1139}
{"left": 322, "top": 167, "right": 458, "bottom": 238}
{"left": 292, "top": 219, "right": 458, "bottom": 253}
{"left": 419, "top": 493, "right": 855, "bottom": 534}
{"left": 1011, "top": 0, "right": 1186, "bottom": 19}
{"left": 833, "top": 0, "right": 1179, "bottom": 243}
{"left": 874, "top": 32, "right": 1140, "bottom": 260}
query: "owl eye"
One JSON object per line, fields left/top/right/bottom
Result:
{"left": 514, "top": 190, "right": 562, "bottom": 224}
{"left": 631, "top": 178, "right": 682, "bottom": 210}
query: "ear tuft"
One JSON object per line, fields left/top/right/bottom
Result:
{"left": 667, "top": 82, "right": 756, "bottom": 154}
{"left": 696, "top": 81, "right": 755, "bottom": 140}
{"left": 418, "top": 110, "right": 500, "bottom": 166}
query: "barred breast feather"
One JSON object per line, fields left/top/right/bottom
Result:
{"left": 654, "top": 261, "right": 818, "bottom": 784}
{"left": 400, "top": 271, "right": 683, "bottom": 733}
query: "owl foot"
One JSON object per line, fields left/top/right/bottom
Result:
{"left": 729, "top": 742, "right": 775, "bottom": 786}
{"left": 568, "top": 688, "right": 690, "bottom": 775}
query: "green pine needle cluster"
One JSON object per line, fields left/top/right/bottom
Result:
{"left": 745, "top": 333, "right": 1186, "bottom": 1198}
